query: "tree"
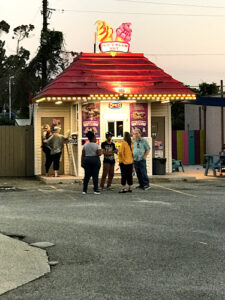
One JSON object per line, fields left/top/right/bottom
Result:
{"left": 0, "top": 18, "right": 72, "bottom": 119}
{"left": 12, "top": 24, "right": 34, "bottom": 54}
{"left": 0, "top": 20, "right": 32, "bottom": 116}
{"left": 198, "top": 82, "right": 219, "bottom": 96}
{"left": 171, "top": 102, "right": 185, "bottom": 130}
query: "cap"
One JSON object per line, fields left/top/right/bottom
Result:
{"left": 106, "top": 131, "right": 113, "bottom": 137}
{"left": 53, "top": 126, "right": 61, "bottom": 132}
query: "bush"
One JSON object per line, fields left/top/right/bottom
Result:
{"left": 0, "top": 117, "right": 15, "bottom": 125}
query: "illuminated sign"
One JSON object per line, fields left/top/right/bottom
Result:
{"left": 100, "top": 41, "right": 129, "bottom": 53}
{"left": 109, "top": 102, "right": 122, "bottom": 109}
{"left": 114, "top": 87, "right": 130, "bottom": 94}
{"left": 95, "top": 21, "right": 132, "bottom": 53}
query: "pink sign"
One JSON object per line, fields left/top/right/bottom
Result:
{"left": 82, "top": 103, "right": 100, "bottom": 138}
{"left": 130, "top": 103, "right": 148, "bottom": 137}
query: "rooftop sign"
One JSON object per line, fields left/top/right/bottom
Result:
{"left": 95, "top": 21, "right": 132, "bottom": 53}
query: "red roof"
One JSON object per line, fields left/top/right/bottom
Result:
{"left": 34, "top": 52, "right": 195, "bottom": 101}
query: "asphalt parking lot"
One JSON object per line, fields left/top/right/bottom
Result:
{"left": 1, "top": 178, "right": 225, "bottom": 300}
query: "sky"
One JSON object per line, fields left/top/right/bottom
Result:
{"left": 1, "top": 0, "right": 225, "bottom": 87}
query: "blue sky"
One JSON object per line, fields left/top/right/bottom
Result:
{"left": 1, "top": 0, "right": 225, "bottom": 86}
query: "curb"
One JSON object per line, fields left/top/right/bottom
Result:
{"left": 37, "top": 175, "right": 197, "bottom": 184}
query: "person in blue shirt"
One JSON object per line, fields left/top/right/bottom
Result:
{"left": 133, "top": 128, "right": 151, "bottom": 190}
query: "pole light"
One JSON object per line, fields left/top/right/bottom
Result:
{"left": 9, "top": 76, "right": 14, "bottom": 120}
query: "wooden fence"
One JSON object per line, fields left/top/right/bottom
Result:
{"left": 0, "top": 126, "right": 34, "bottom": 176}
{"left": 172, "top": 130, "right": 204, "bottom": 165}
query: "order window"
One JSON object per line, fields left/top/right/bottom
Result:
{"left": 107, "top": 121, "right": 124, "bottom": 138}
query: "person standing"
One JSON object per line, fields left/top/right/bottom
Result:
{"left": 100, "top": 132, "right": 118, "bottom": 190}
{"left": 46, "top": 127, "right": 67, "bottom": 177}
{"left": 219, "top": 144, "right": 225, "bottom": 176}
{"left": 81, "top": 131, "right": 102, "bottom": 194}
{"left": 133, "top": 128, "right": 151, "bottom": 190}
{"left": 118, "top": 132, "right": 134, "bottom": 193}
{"left": 41, "top": 124, "right": 52, "bottom": 176}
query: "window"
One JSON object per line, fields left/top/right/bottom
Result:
{"left": 116, "top": 121, "right": 123, "bottom": 137}
{"left": 108, "top": 122, "right": 115, "bottom": 136}
{"left": 107, "top": 121, "right": 124, "bottom": 138}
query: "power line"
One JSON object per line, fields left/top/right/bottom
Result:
{"left": 49, "top": 8, "right": 225, "bottom": 17}
{"left": 145, "top": 53, "right": 225, "bottom": 56}
{"left": 115, "top": 0, "right": 225, "bottom": 9}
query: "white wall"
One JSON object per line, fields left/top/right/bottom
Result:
{"left": 185, "top": 104, "right": 225, "bottom": 154}
{"left": 151, "top": 102, "right": 172, "bottom": 173}
{"left": 185, "top": 105, "right": 201, "bottom": 131}
{"left": 206, "top": 106, "right": 222, "bottom": 154}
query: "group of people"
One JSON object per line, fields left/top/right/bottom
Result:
{"left": 42, "top": 125, "right": 67, "bottom": 177}
{"left": 81, "top": 128, "right": 151, "bottom": 194}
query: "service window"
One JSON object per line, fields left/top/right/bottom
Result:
{"left": 107, "top": 121, "right": 124, "bottom": 138}
{"left": 116, "top": 121, "right": 123, "bottom": 137}
{"left": 108, "top": 122, "right": 115, "bottom": 136}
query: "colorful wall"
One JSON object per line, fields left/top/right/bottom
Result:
{"left": 172, "top": 130, "right": 204, "bottom": 165}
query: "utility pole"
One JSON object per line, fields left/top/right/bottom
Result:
{"left": 9, "top": 76, "right": 14, "bottom": 120}
{"left": 41, "top": 0, "right": 48, "bottom": 88}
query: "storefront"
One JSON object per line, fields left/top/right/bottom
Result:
{"left": 33, "top": 20, "right": 195, "bottom": 176}
{"left": 33, "top": 52, "right": 195, "bottom": 177}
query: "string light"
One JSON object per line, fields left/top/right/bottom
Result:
{"left": 35, "top": 93, "right": 196, "bottom": 103}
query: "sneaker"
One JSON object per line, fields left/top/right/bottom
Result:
{"left": 143, "top": 186, "right": 151, "bottom": 191}
{"left": 119, "top": 189, "right": 127, "bottom": 193}
{"left": 94, "top": 191, "right": 101, "bottom": 195}
{"left": 135, "top": 185, "right": 144, "bottom": 189}
{"left": 82, "top": 191, "right": 87, "bottom": 195}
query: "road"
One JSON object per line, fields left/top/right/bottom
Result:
{"left": 0, "top": 179, "right": 225, "bottom": 300}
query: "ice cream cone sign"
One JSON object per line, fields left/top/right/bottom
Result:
{"left": 95, "top": 21, "right": 132, "bottom": 53}
{"left": 95, "top": 21, "right": 114, "bottom": 42}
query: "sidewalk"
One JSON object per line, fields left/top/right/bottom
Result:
{"left": 37, "top": 165, "right": 219, "bottom": 184}
{"left": 0, "top": 233, "right": 50, "bottom": 296}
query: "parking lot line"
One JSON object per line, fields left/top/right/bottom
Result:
{"left": 50, "top": 186, "right": 57, "bottom": 189}
{"left": 151, "top": 184, "right": 198, "bottom": 198}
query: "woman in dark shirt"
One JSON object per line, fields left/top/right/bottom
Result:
{"left": 81, "top": 131, "right": 102, "bottom": 194}
{"left": 42, "top": 124, "right": 52, "bottom": 176}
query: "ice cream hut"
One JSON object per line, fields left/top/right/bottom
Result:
{"left": 33, "top": 21, "right": 196, "bottom": 177}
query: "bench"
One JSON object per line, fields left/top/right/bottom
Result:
{"left": 204, "top": 154, "right": 225, "bottom": 177}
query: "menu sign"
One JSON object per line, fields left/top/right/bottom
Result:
{"left": 82, "top": 103, "right": 100, "bottom": 138}
{"left": 130, "top": 103, "right": 148, "bottom": 137}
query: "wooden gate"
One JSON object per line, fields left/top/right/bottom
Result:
{"left": 0, "top": 126, "right": 34, "bottom": 176}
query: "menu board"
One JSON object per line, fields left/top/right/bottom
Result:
{"left": 82, "top": 103, "right": 100, "bottom": 138}
{"left": 130, "top": 103, "right": 148, "bottom": 137}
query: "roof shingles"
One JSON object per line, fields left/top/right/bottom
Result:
{"left": 34, "top": 52, "right": 194, "bottom": 100}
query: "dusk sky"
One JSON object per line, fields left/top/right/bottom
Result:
{"left": 2, "top": 0, "right": 225, "bottom": 86}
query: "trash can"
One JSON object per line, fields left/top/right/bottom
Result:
{"left": 153, "top": 158, "right": 167, "bottom": 175}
